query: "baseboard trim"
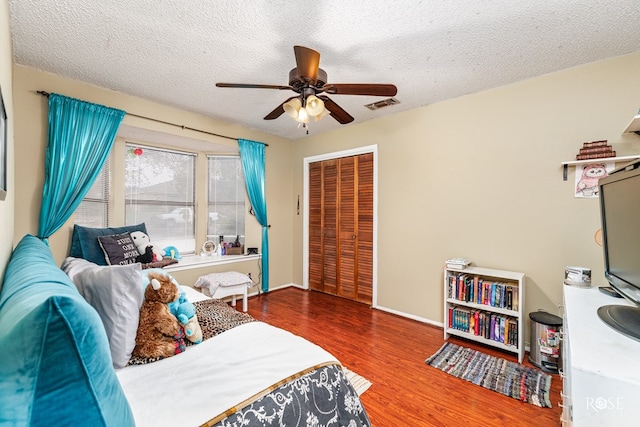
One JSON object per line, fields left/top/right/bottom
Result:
{"left": 373, "top": 304, "right": 442, "bottom": 327}
{"left": 247, "top": 282, "right": 300, "bottom": 298}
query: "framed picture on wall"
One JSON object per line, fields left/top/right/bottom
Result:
{"left": 0, "top": 86, "right": 6, "bottom": 201}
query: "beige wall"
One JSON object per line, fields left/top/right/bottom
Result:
{"left": 5, "top": 32, "right": 640, "bottom": 341}
{"left": 11, "top": 65, "right": 295, "bottom": 289}
{"left": 0, "top": 0, "right": 14, "bottom": 282}
{"left": 293, "top": 53, "right": 640, "bottom": 331}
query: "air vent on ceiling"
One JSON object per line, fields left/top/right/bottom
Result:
{"left": 364, "top": 97, "right": 400, "bottom": 111}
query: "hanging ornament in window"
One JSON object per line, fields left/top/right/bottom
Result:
{"left": 127, "top": 147, "right": 144, "bottom": 157}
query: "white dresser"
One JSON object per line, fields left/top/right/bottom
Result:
{"left": 562, "top": 285, "right": 640, "bottom": 426}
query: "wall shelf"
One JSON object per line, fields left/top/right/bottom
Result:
{"left": 560, "top": 155, "right": 640, "bottom": 181}
{"left": 623, "top": 114, "right": 640, "bottom": 137}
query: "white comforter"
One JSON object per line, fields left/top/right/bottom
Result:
{"left": 116, "top": 289, "right": 338, "bottom": 427}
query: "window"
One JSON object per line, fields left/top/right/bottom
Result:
{"left": 207, "top": 156, "right": 245, "bottom": 247}
{"left": 75, "top": 157, "right": 110, "bottom": 228}
{"left": 125, "top": 144, "right": 196, "bottom": 254}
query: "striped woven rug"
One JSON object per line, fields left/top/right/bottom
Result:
{"left": 425, "top": 342, "right": 552, "bottom": 408}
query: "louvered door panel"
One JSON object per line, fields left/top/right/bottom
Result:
{"left": 322, "top": 160, "right": 338, "bottom": 295}
{"left": 338, "top": 156, "right": 356, "bottom": 299}
{"left": 308, "top": 162, "right": 323, "bottom": 291}
{"left": 356, "top": 153, "right": 374, "bottom": 303}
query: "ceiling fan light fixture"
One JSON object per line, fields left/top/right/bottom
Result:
{"left": 283, "top": 98, "right": 302, "bottom": 118}
{"left": 296, "top": 107, "right": 310, "bottom": 123}
{"left": 315, "top": 108, "right": 330, "bottom": 122}
{"left": 305, "top": 95, "right": 325, "bottom": 116}
{"left": 216, "top": 46, "right": 394, "bottom": 127}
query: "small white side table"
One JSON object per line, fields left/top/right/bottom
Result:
{"left": 193, "top": 271, "right": 252, "bottom": 312}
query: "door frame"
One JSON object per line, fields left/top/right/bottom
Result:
{"left": 302, "top": 145, "right": 378, "bottom": 307}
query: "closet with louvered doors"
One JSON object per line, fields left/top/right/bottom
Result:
{"left": 308, "top": 153, "right": 373, "bottom": 304}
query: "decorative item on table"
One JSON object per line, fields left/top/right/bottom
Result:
{"left": 222, "top": 235, "right": 245, "bottom": 255}
{"left": 200, "top": 240, "right": 217, "bottom": 257}
{"left": 218, "top": 236, "right": 225, "bottom": 255}
{"left": 564, "top": 266, "right": 591, "bottom": 287}
{"left": 130, "top": 231, "right": 163, "bottom": 262}
{"left": 446, "top": 257, "right": 471, "bottom": 269}
{"left": 163, "top": 246, "right": 181, "bottom": 260}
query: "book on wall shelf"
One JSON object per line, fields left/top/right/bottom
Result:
{"left": 445, "top": 257, "right": 472, "bottom": 270}
{"left": 574, "top": 139, "right": 615, "bottom": 160}
{"left": 443, "top": 264, "right": 525, "bottom": 363}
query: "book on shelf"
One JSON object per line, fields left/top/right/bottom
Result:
{"left": 448, "top": 306, "right": 518, "bottom": 347}
{"left": 576, "top": 151, "right": 616, "bottom": 160}
{"left": 504, "top": 318, "right": 510, "bottom": 345}
{"left": 579, "top": 145, "right": 613, "bottom": 155}
{"left": 446, "top": 258, "right": 471, "bottom": 269}
{"left": 582, "top": 140, "right": 608, "bottom": 148}
{"left": 448, "top": 273, "right": 519, "bottom": 311}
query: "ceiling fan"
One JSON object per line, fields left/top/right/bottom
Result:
{"left": 216, "top": 45, "right": 397, "bottom": 126}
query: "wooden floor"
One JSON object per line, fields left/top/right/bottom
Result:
{"left": 238, "top": 287, "right": 562, "bottom": 427}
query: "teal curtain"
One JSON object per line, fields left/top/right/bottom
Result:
{"left": 238, "top": 139, "right": 269, "bottom": 292}
{"left": 38, "top": 94, "right": 125, "bottom": 239}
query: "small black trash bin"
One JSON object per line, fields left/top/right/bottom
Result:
{"left": 528, "top": 310, "right": 562, "bottom": 373}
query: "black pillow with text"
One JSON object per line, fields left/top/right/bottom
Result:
{"left": 98, "top": 232, "right": 140, "bottom": 265}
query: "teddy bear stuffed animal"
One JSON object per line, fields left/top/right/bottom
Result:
{"left": 133, "top": 272, "right": 181, "bottom": 359}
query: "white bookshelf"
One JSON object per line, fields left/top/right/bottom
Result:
{"left": 443, "top": 265, "right": 525, "bottom": 363}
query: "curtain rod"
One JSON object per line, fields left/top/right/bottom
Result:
{"left": 36, "top": 90, "right": 268, "bottom": 146}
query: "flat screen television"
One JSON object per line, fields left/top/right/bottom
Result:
{"left": 598, "top": 159, "right": 640, "bottom": 341}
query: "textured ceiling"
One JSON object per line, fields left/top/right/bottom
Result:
{"left": 8, "top": 0, "right": 640, "bottom": 141}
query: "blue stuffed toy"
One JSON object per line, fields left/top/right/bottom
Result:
{"left": 168, "top": 288, "right": 188, "bottom": 318}
{"left": 163, "top": 246, "right": 181, "bottom": 260}
{"left": 176, "top": 301, "right": 203, "bottom": 344}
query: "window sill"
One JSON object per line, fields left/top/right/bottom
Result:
{"left": 164, "top": 253, "right": 261, "bottom": 272}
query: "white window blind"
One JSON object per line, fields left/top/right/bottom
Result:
{"left": 207, "top": 155, "right": 245, "bottom": 247}
{"left": 75, "top": 156, "right": 110, "bottom": 228}
{"left": 125, "top": 144, "right": 196, "bottom": 254}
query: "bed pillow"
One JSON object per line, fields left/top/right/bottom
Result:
{"left": 0, "top": 235, "right": 134, "bottom": 426}
{"left": 70, "top": 223, "right": 147, "bottom": 265}
{"left": 98, "top": 232, "right": 140, "bottom": 266}
{"left": 62, "top": 257, "right": 144, "bottom": 369}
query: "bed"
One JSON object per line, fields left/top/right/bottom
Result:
{"left": 0, "top": 234, "right": 371, "bottom": 427}
{"left": 118, "top": 287, "right": 370, "bottom": 426}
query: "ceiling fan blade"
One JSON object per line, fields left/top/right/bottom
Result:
{"left": 321, "top": 83, "right": 397, "bottom": 97}
{"left": 318, "top": 95, "right": 354, "bottom": 124}
{"left": 264, "top": 96, "right": 298, "bottom": 120}
{"left": 216, "top": 83, "right": 292, "bottom": 90}
{"left": 293, "top": 45, "right": 320, "bottom": 83}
